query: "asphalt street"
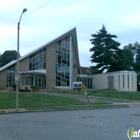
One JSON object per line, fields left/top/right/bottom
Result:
{"left": 0, "top": 108, "right": 140, "bottom": 140}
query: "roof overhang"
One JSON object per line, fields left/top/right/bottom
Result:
{"left": 20, "top": 70, "right": 46, "bottom": 75}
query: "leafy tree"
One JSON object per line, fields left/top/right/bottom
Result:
{"left": 123, "top": 42, "right": 140, "bottom": 72}
{"left": 109, "top": 48, "right": 134, "bottom": 71}
{"left": 0, "top": 50, "right": 18, "bottom": 67}
{"left": 122, "top": 42, "right": 140, "bottom": 83}
{"left": 133, "top": 42, "right": 140, "bottom": 73}
{"left": 90, "top": 25, "right": 121, "bottom": 73}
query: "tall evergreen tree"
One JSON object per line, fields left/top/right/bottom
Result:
{"left": 90, "top": 25, "right": 121, "bottom": 73}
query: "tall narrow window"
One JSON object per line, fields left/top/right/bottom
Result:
{"left": 119, "top": 75, "right": 120, "bottom": 88}
{"left": 132, "top": 75, "right": 133, "bottom": 89}
{"left": 123, "top": 75, "right": 125, "bottom": 88}
{"left": 56, "top": 36, "right": 70, "bottom": 86}
{"left": 7, "top": 65, "right": 15, "bottom": 87}
{"left": 128, "top": 75, "right": 129, "bottom": 88}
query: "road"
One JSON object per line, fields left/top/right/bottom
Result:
{"left": 0, "top": 108, "right": 140, "bottom": 140}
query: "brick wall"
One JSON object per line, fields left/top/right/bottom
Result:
{"left": 14, "top": 57, "right": 29, "bottom": 72}
{"left": 46, "top": 43, "right": 56, "bottom": 88}
{"left": 0, "top": 70, "right": 7, "bottom": 89}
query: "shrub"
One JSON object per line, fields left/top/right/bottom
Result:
{"left": 30, "top": 85, "right": 40, "bottom": 91}
{"left": 11, "top": 83, "right": 16, "bottom": 90}
{"left": 19, "top": 89, "right": 30, "bottom": 92}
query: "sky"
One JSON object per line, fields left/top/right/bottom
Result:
{"left": 0, "top": 0, "right": 140, "bottom": 67}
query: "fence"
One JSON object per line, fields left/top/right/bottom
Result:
{"left": 91, "top": 91, "right": 140, "bottom": 101}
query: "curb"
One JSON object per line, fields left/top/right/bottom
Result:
{"left": 0, "top": 105, "right": 129, "bottom": 115}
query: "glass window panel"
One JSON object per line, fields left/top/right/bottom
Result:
{"left": 56, "top": 38, "right": 70, "bottom": 87}
{"left": 58, "top": 81, "right": 60, "bottom": 86}
{"left": 58, "top": 41, "right": 61, "bottom": 46}
{"left": 65, "top": 36, "right": 70, "bottom": 42}
{"left": 58, "top": 55, "right": 61, "bottom": 64}
{"left": 62, "top": 59, "right": 66, "bottom": 64}
{"left": 29, "top": 49, "right": 46, "bottom": 70}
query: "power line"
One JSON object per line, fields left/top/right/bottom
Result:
{"left": 27, "top": 0, "right": 51, "bottom": 13}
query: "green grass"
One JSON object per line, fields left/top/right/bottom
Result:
{"left": 0, "top": 91, "right": 129, "bottom": 110}
{"left": 0, "top": 92, "right": 86, "bottom": 109}
{"left": 50, "top": 89, "right": 140, "bottom": 101}
{"left": 86, "top": 90, "right": 140, "bottom": 101}
{"left": 50, "top": 89, "right": 83, "bottom": 95}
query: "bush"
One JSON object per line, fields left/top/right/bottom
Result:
{"left": 11, "top": 83, "right": 16, "bottom": 90}
{"left": 19, "top": 89, "right": 31, "bottom": 92}
{"left": 30, "top": 85, "right": 40, "bottom": 91}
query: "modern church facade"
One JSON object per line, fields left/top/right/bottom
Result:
{"left": 0, "top": 28, "right": 137, "bottom": 92}
{"left": 0, "top": 28, "right": 80, "bottom": 90}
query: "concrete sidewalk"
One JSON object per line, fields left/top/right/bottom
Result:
{"left": 0, "top": 108, "right": 26, "bottom": 114}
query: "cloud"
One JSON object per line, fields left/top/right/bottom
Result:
{"left": 1, "top": 0, "right": 140, "bottom": 67}
{"left": 0, "top": 0, "right": 18, "bottom": 9}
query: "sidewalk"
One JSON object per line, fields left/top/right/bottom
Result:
{"left": 0, "top": 108, "right": 26, "bottom": 114}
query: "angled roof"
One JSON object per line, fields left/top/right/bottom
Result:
{"left": 0, "top": 28, "right": 81, "bottom": 72}
{"left": 80, "top": 66, "right": 92, "bottom": 74}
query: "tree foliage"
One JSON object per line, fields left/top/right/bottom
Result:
{"left": 133, "top": 42, "right": 140, "bottom": 74}
{"left": 0, "top": 50, "right": 18, "bottom": 67}
{"left": 90, "top": 25, "right": 121, "bottom": 73}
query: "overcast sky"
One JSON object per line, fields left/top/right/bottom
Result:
{"left": 0, "top": 0, "right": 140, "bottom": 67}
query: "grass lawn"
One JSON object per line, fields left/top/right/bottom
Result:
{"left": 0, "top": 92, "right": 86, "bottom": 109}
{"left": 0, "top": 91, "right": 127, "bottom": 110}
{"left": 88, "top": 90, "right": 140, "bottom": 101}
{"left": 50, "top": 89, "right": 140, "bottom": 101}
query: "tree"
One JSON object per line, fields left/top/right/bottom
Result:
{"left": 132, "top": 42, "right": 140, "bottom": 73}
{"left": 0, "top": 50, "right": 18, "bottom": 67}
{"left": 123, "top": 42, "right": 140, "bottom": 72}
{"left": 109, "top": 48, "right": 134, "bottom": 71}
{"left": 121, "top": 42, "right": 140, "bottom": 83}
{"left": 90, "top": 25, "right": 121, "bottom": 73}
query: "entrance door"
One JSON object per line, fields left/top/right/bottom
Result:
{"left": 108, "top": 76, "right": 114, "bottom": 89}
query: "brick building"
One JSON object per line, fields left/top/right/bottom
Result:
{"left": 0, "top": 28, "right": 137, "bottom": 92}
{"left": 0, "top": 28, "right": 80, "bottom": 90}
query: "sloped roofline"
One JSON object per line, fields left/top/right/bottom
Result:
{"left": 0, "top": 28, "right": 81, "bottom": 73}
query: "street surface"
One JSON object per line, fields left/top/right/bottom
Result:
{"left": 0, "top": 108, "right": 140, "bottom": 140}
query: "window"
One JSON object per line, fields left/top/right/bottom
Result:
{"left": 7, "top": 72, "right": 15, "bottom": 87}
{"left": 77, "top": 76, "right": 92, "bottom": 89}
{"left": 56, "top": 37, "right": 70, "bottom": 86}
{"left": 29, "top": 49, "right": 46, "bottom": 70}
{"left": 7, "top": 65, "right": 15, "bottom": 87}
{"left": 119, "top": 75, "right": 120, "bottom": 88}
{"left": 123, "top": 75, "right": 125, "bottom": 88}
{"left": 132, "top": 75, "right": 133, "bottom": 89}
{"left": 21, "top": 74, "right": 46, "bottom": 89}
{"left": 65, "top": 36, "right": 70, "bottom": 42}
{"left": 128, "top": 75, "right": 129, "bottom": 88}
{"left": 58, "top": 40, "right": 61, "bottom": 46}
